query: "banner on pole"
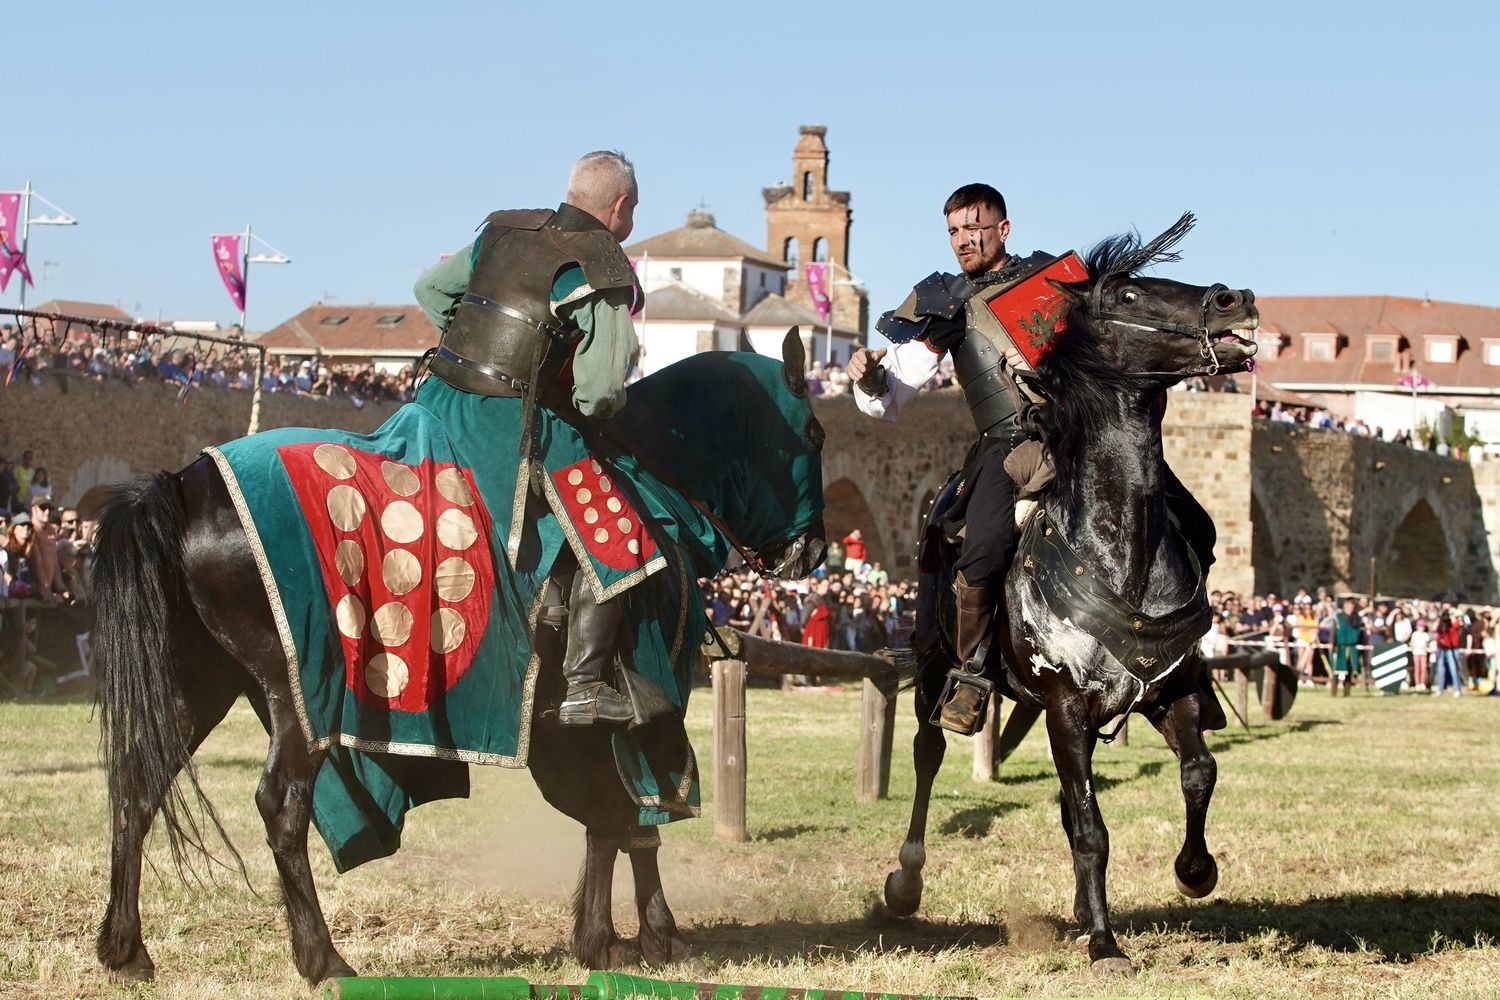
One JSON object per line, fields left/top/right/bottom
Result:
{"left": 0, "top": 192, "right": 31, "bottom": 293}
{"left": 211, "top": 233, "right": 246, "bottom": 311}
{"left": 804, "top": 262, "right": 831, "bottom": 323}
{"left": 1370, "top": 641, "right": 1411, "bottom": 694}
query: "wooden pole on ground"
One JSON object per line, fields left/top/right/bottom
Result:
{"left": 971, "top": 695, "right": 998, "bottom": 781}
{"left": 857, "top": 669, "right": 899, "bottom": 802}
{"left": 711, "top": 658, "right": 748, "bottom": 842}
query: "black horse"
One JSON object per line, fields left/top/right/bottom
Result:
{"left": 883, "top": 216, "right": 1258, "bottom": 974}
{"left": 93, "top": 334, "right": 826, "bottom": 984}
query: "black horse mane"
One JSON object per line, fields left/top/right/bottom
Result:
{"left": 1033, "top": 213, "right": 1196, "bottom": 482}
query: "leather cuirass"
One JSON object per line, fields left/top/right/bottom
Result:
{"left": 429, "top": 203, "right": 640, "bottom": 397}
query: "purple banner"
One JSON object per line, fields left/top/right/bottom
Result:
{"left": 804, "top": 262, "right": 831, "bottom": 323}
{"left": 0, "top": 192, "right": 29, "bottom": 293}
{"left": 211, "top": 233, "right": 246, "bottom": 312}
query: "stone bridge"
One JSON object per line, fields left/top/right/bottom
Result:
{"left": 4, "top": 375, "right": 1497, "bottom": 603}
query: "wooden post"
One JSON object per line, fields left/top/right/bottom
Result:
{"left": 711, "top": 658, "right": 748, "bottom": 842}
{"left": 1234, "top": 667, "right": 1250, "bottom": 726}
{"left": 857, "top": 670, "right": 898, "bottom": 802}
{"left": 971, "top": 694, "right": 998, "bottom": 782}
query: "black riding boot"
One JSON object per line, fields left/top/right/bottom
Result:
{"left": 935, "top": 571, "right": 998, "bottom": 735}
{"left": 559, "top": 570, "right": 634, "bottom": 726}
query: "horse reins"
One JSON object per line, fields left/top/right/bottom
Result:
{"left": 1091, "top": 281, "right": 1231, "bottom": 378}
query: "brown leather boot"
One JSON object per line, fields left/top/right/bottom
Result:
{"left": 954, "top": 572, "right": 996, "bottom": 672}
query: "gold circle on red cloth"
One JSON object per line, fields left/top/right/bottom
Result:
{"left": 381, "top": 461, "right": 420, "bottom": 497}
{"left": 435, "top": 557, "right": 475, "bottom": 601}
{"left": 431, "top": 608, "right": 466, "bottom": 653}
{"left": 335, "top": 594, "right": 366, "bottom": 638}
{"left": 437, "top": 508, "right": 477, "bottom": 549}
{"left": 327, "top": 485, "right": 367, "bottom": 531}
{"left": 381, "top": 500, "right": 424, "bottom": 544}
{"left": 598, "top": 476, "right": 612, "bottom": 493}
{"left": 314, "top": 444, "right": 357, "bottom": 479}
{"left": 617, "top": 517, "right": 632, "bottom": 533}
{"left": 576, "top": 488, "right": 592, "bottom": 505}
{"left": 370, "top": 602, "right": 414, "bottom": 646}
{"left": 593, "top": 527, "right": 609, "bottom": 544}
{"left": 382, "top": 549, "right": 422, "bottom": 596}
{"left": 627, "top": 539, "right": 640, "bottom": 555}
{"left": 436, "top": 468, "right": 475, "bottom": 505}
{"left": 606, "top": 497, "right": 622, "bottom": 514}
{"left": 334, "top": 540, "right": 364, "bottom": 586}
{"left": 566, "top": 469, "right": 584, "bottom": 487}
{"left": 365, "top": 652, "right": 409, "bottom": 699}
{"left": 583, "top": 508, "right": 599, "bottom": 525}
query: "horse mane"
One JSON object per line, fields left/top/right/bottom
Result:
{"left": 1033, "top": 212, "right": 1196, "bottom": 481}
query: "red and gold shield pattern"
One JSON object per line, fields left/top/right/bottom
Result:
{"left": 279, "top": 442, "right": 495, "bottom": 711}
{"left": 549, "top": 457, "right": 657, "bottom": 571}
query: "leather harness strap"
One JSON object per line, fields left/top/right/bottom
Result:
{"left": 459, "top": 292, "right": 572, "bottom": 342}
{"left": 433, "top": 345, "right": 528, "bottom": 395}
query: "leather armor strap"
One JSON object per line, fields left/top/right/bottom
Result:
{"left": 433, "top": 345, "right": 528, "bottom": 395}
{"left": 460, "top": 293, "right": 572, "bottom": 342}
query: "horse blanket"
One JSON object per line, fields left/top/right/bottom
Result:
{"left": 209, "top": 375, "right": 726, "bottom": 871}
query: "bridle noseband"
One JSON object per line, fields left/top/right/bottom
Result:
{"left": 1091, "top": 280, "right": 1231, "bottom": 378}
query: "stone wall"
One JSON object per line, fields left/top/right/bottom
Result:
{"left": 0, "top": 374, "right": 399, "bottom": 506}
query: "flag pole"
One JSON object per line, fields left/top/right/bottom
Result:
{"left": 18, "top": 181, "right": 30, "bottom": 312}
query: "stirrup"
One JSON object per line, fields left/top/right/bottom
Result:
{"left": 559, "top": 681, "right": 635, "bottom": 726}
{"left": 932, "top": 668, "right": 994, "bottom": 735}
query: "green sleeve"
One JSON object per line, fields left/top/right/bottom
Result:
{"left": 557, "top": 286, "right": 639, "bottom": 419}
{"left": 413, "top": 241, "right": 477, "bottom": 333}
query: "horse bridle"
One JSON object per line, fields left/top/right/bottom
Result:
{"left": 1090, "top": 280, "right": 1231, "bottom": 378}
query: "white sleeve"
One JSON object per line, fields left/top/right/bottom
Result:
{"left": 853, "top": 339, "right": 943, "bottom": 421}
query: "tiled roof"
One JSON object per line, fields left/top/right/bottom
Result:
{"left": 256, "top": 304, "right": 436, "bottom": 355}
{"left": 638, "top": 283, "right": 739, "bottom": 323}
{"left": 1251, "top": 295, "right": 1500, "bottom": 392}
{"left": 625, "top": 209, "right": 788, "bottom": 270}
{"left": 742, "top": 292, "right": 859, "bottom": 338}
{"left": 29, "top": 299, "right": 132, "bottom": 322}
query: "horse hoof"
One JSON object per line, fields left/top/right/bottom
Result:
{"left": 1091, "top": 956, "right": 1136, "bottom": 977}
{"left": 1176, "top": 856, "right": 1219, "bottom": 899}
{"left": 606, "top": 940, "right": 642, "bottom": 969}
{"left": 106, "top": 959, "right": 156, "bottom": 984}
{"left": 882, "top": 870, "right": 922, "bottom": 918}
{"left": 639, "top": 931, "right": 692, "bottom": 968}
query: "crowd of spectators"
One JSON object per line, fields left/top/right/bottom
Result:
{"left": 0, "top": 321, "right": 413, "bottom": 406}
{"left": 1198, "top": 586, "right": 1500, "bottom": 696}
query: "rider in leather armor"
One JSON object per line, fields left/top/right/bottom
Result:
{"left": 414, "top": 151, "right": 644, "bottom": 726}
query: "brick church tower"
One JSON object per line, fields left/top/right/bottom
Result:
{"left": 763, "top": 125, "right": 868, "bottom": 336}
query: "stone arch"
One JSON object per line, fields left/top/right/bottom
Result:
{"left": 783, "top": 236, "right": 799, "bottom": 267}
{"left": 812, "top": 237, "right": 828, "bottom": 262}
{"left": 823, "top": 476, "right": 886, "bottom": 571}
{"left": 1378, "top": 497, "right": 1455, "bottom": 599}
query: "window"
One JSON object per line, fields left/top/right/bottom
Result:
{"left": 783, "top": 237, "right": 799, "bottom": 267}
{"left": 802, "top": 171, "right": 813, "bottom": 201}
{"left": 1305, "top": 335, "right": 1335, "bottom": 361}
{"left": 375, "top": 313, "right": 405, "bottom": 328}
{"left": 759, "top": 272, "right": 766, "bottom": 288}
{"left": 1484, "top": 341, "right": 1500, "bottom": 366}
{"left": 1367, "top": 338, "right": 1394, "bottom": 363}
{"left": 1427, "top": 338, "right": 1457, "bottom": 364}
{"left": 320, "top": 315, "right": 349, "bottom": 326}
{"left": 669, "top": 267, "right": 683, "bottom": 281}
{"left": 813, "top": 237, "right": 828, "bottom": 263}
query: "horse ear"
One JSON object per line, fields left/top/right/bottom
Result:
{"left": 782, "top": 327, "right": 807, "bottom": 397}
{"left": 738, "top": 326, "right": 754, "bottom": 353}
{"left": 1046, "top": 277, "right": 1088, "bottom": 301}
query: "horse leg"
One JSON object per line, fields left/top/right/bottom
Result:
{"left": 1151, "top": 691, "right": 1219, "bottom": 898}
{"left": 1046, "top": 701, "right": 1132, "bottom": 974}
{"left": 97, "top": 647, "right": 243, "bottom": 981}
{"left": 573, "top": 828, "right": 631, "bottom": 968}
{"left": 628, "top": 828, "right": 691, "bottom": 966}
{"left": 253, "top": 695, "right": 355, "bottom": 984}
{"left": 883, "top": 672, "right": 946, "bottom": 917}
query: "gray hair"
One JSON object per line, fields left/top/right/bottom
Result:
{"left": 566, "top": 150, "right": 636, "bottom": 213}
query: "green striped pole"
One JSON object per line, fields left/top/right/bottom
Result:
{"left": 325, "top": 973, "right": 974, "bottom": 1000}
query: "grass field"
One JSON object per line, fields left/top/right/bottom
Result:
{"left": 2, "top": 682, "right": 1497, "bottom": 999}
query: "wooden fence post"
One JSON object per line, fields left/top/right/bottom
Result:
{"left": 1234, "top": 667, "right": 1250, "bottom": 726}
{"left": 857, "top": 669, "right": 898, "bottom": 802}
{"left": 972, "top": 694, "right": 999, "bottom": 781}
{"left": 711, "top": 658, "right": 748, "bottom": 842}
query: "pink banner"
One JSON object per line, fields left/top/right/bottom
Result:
{"left": 804, "top": 262, "right": 831, "bottom": 323}
{"left": 211, "top": 233, "right": 246, "bottom": 312}
{"left": 0, "top": 192, "right": 29, "bottom": 294}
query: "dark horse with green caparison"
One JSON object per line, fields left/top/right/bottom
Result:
{"left": 92, "top": 332, "right": 826, "bottom": 985}
{"left": 884, "top": 216, "right": 1259, "bottom": 974}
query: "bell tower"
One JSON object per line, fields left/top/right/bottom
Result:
{"left": 764, "top": 125, "right": 867, "bottom": 334}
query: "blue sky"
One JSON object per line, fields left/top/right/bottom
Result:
{"left": 10, "top": 1, "right": 1498, "bottom": 334}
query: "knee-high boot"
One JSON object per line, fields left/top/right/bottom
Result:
{"left": 954, "top": 571, "right": 996, "bottom": 671}
{"left": 559, "top": 571, "right": 634, "bottom": 726}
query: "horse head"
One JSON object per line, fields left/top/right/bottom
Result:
{"left": 1046, "top": 213, "right": 1259, "bottom": 389}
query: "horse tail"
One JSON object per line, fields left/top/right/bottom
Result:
{"left": 93, "top": 471, "right": 241, "bottom": 879}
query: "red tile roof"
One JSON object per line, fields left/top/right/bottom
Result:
{"left": 1251, "top": 295, "right": 1500, "bottom": 393}
{"left": 256, "top": 304, "right": 436, "bottom": 356}
{"left": 28, "top": 299, "right": 133, "bottom": 322}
